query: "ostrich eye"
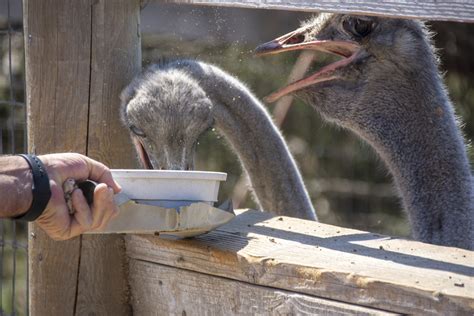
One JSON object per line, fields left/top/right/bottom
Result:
{"left": 343, "top": 17, "right": 373, "bottom": 38}
{"left": 354, "top": 19, "right": 373, "bottom": 37}
{"left": 129, "top": 124, "right": 146, "bottom": 137}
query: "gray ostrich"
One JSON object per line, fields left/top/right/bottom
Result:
{"left": 256, "top": 14, "right": 474, "bottom": 250}
{"left": 120, "top": 60, "right": 317, "bottom": 221}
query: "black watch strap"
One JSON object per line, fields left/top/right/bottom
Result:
{"left": 14, "top": 154, "right": 52, "bottom": 222}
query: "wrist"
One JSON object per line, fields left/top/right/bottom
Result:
{"left": 14, "top": 155, "right": 52, "bottom": 221}
{"left": 0, "top": 156, "right": 33, "bottom": 217}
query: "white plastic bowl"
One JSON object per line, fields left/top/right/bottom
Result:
{"left": 88, "top": 169, "right": 231, "bottom": 235}
{"left": 111, "top": 169, "right": 227, "bottom": 204}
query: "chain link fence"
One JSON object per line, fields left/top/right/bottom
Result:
{"left": 0, "top": 0, "right": 28, "bottom": 315}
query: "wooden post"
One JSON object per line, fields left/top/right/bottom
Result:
{"left": 24, "top": 0, "right": 141, "bottom": 314}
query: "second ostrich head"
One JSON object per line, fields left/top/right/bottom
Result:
{"left": 257, "top": 14, "right": 473, "bottom": 249}
{"left": 256, "top": 14, "right": 443, "bottom": 131}
{"left": 121, "top": 65, "right": 213, "bottom": 170}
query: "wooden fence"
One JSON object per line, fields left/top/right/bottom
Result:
{"left": 23, "top": 0, "right": 474, "bottom": 315}
{"left": 127, "top": 210, "right": 473, "bottom": 315}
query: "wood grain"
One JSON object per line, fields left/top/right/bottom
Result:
{"left": 23, "top": 0, "right": 92, "bottom": 314}
{"left": 25, "top": 0, "right": 140, "bottom": 314}
{"left": 164, "top": 0, "right": 474, "bottom": 22}
{"left": 74, "top": 0, "right": 141, "bottom": 315}
{"left": 130, "top": 259, "right": 398, "bottom": 315}
{"left": 127, "top": 209, "right": 474, "bottom": 315}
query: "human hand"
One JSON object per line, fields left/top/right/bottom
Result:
{"left": 35, "top": 153, "right": 121, "bottom": 240}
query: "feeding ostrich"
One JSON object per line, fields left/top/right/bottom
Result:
{"left": 120, "top": 60, "right": 316, "bottom": 220}
{"left": 256, "top": 14, "right": 474, "bottom": 250}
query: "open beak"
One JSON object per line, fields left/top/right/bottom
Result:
{"left": 255, "top": 28, "right": 360, "bottom": 102}
{"left": 132, "top": 137, "right": 154, "bottom": 169}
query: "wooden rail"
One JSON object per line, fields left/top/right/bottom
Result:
{"left": 127, "top": 209, "right": 474, "bottom": 315}
{"left": 163, "top": 0, "right": 474, "bottom": 22}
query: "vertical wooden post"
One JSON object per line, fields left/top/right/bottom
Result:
{"left": 76, "top": 1, "right": 140, "bottom": 314}
{"left": 24, "top": 0, "right": 140, "bottom": 314}
{"left": 24, "top": 1, "right": 91, "bottom": 314}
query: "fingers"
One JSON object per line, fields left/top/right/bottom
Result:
{"left": 71, "top": 188, "right": 93, "bottom": 229}
{"left": 36, "top": 182, "right": 88, "bottom": 241}
{"left": 96, "top": 188, "right": 119, "bottom": 230}
{"left": 39, "top": 153, "right": 122, "bottom": 193}
{"left": 55, "top": 184, "right": 117, "bottom": 239}
{"left": 45, "top": 184, "right": 117, "bottom": 240}
{"left": 34, "top": 153, "right": 121, "bottom": 240}
{"left": 82, "top": 156, "right": 122, "bottom": 193}
{"left": 91, "top": 183, "right": 118, "bottom": 230}
{"left": 66, "top": 218, "right": 90, "bottom": 240}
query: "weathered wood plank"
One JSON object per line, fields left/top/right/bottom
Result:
{"left": 127, "top": 209, "right": 474, "bottom": 315}
{"left": 23, "top": 0, "right": 92, "bottom": 314}
{"left": 163, "top": 0, "right": 474, "bottom": 22}
{"left": 74, "top": 0, "right": 141, "bottom": 315}
{"left": 130, "top": 259, "right": 398, "bottom": 315}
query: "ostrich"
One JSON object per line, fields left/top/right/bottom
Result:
{"left": 256, "top": 14, "right": 474, "bottom": 250}
{"left": 120, "top": 60, "right": 317, "bottom": 220}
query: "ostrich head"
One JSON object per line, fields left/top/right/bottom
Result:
{"left": 120, "top": 65, "right": 214, "bottom": 170}
{"left": 256, "top": 14, "right": 440, "bottom": 135}
{"left": 258, "top": 14, "right": 474, "bottom": 249}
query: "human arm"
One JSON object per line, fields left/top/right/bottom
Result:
{"left": 0, "top": 155, "right": 33, "bottom": 217}
{"left": 0, "top": 153, "right": 121, "bottom": 240}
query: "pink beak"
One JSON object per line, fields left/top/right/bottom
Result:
{"left": 256, "top": 28, "right": 360, "bottom": 102}
{"left": 132, "top": 137, "right": 154, "bottom": 169}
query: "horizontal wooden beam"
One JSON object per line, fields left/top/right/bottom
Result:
{"left": 130, "top": 259, "right": 396, "bottom": 315}
{"left": 127, "top": 209, "right": 474, "bottom": 315}
{"left": 163, "top": 0, "right": 474, "bottom": 22}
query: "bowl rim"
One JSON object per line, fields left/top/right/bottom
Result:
{"left": 111, "top": 169, "right": 227, "bottom": 181}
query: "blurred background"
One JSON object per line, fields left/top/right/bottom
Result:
{"left": 1, "top": 0, "right": 473, "bottom": 314}
{"left": 140, "top": 3, "right": 474, "bottom": 237}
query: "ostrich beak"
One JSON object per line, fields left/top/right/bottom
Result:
{"left": 255, "top": 28, "right": 360, "bottom": 102}
{"left": 255, "top": 28, "right": 358, "bottom": 58}
{"left": 132, "top": 136, "right": 154, "bottom": 169}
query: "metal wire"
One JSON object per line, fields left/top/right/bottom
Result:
{"left": 0, "top": 0, "right": 28, "bottom": 315}
{"left": 0, "top": 221, "right": 4, "bottom": 316}
{"left": 0, "top": 101, "right": 24, "bottom": 108}
{"left": 11, "top": 223, "right": 16, "bottom": 316}
{"left": 7, "top": 0, "right": 15, "bottom": 154}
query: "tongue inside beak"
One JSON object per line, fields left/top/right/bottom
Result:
{"left": 255, "top": 30, "right": 360, "bottom": 102}
{"left": 132, "top": 137, "right": 154, "bottom": 169}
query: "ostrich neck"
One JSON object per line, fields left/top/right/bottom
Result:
{"left": 359, "top": 74, "right": 473, "bottom": 249}
{"left": 182, "top": 62, "right": 316, "bottom": 220}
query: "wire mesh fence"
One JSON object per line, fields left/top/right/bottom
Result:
{"left": 0, "top": 0, "right": 28, "bottom": 315}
